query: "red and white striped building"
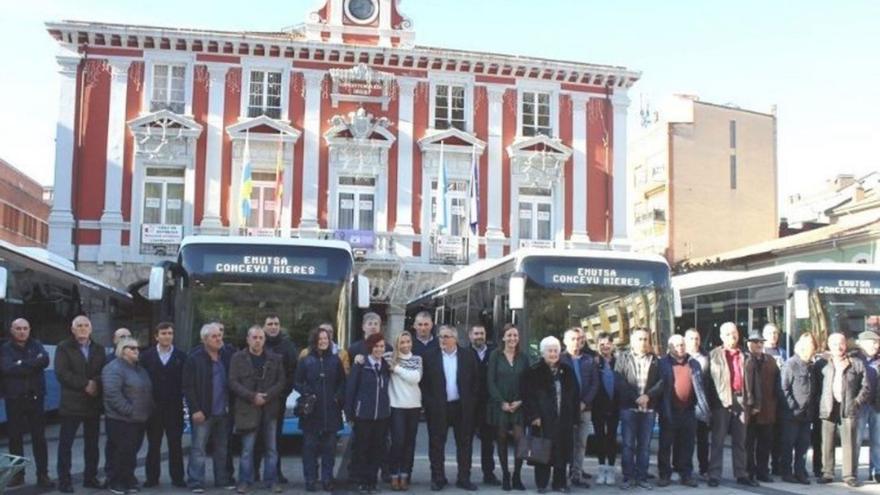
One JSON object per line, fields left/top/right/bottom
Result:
{"left": 45, "top": 0, "right": 639, "bottom": 311}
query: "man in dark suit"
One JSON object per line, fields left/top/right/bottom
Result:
{"left": 422, "top": 325, "right": 480, "bottom": 491}
{"left": 469, "top": 325, "right": 498, "bottom": 486}
{"left": 141, "top": 322, "right": 187, "bottom": 488}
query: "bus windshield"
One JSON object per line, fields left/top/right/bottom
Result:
{"left": 795, "top": 270, "right": 880, "bottom": 346}
{"left": 175, "top": 243, "right": 353, "bottom": 349}
{"left": 521, "top": 257, "right": 673, "bottom": 355}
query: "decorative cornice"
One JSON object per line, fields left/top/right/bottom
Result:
{"left": 226, "top": 115, "right": 302, "bottom": 143}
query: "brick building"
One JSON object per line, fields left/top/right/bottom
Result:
{"left": 0, "top": 158, "right": 50, "bottom": 247}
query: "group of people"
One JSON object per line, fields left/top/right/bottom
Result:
{"left": 3, "top": 312, "right": 880, "bottom": 494}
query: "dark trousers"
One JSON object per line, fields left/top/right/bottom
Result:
{"left": 592, "top": 411, "right": 619, "bottom": 465}
{"left": 746, "top": 422, "right": 773, "bottom": 478}
{"left": 104, "top": 417, "right": 116, "bottom": 481}
{"left": 146, "top": 403, "right": 185, "bottom": 484}
{"left": 811, "top": 417, "right": 823, "bottom": 476}
{"left": 535, "top": 458, "right": 568, "bottom": 490}
{"left": 821, "top": 407, "right": 859, "bottom": 481}
{"left": 658, "top": 408, "right": 697, "bottom": 480}
{"left": 352, "top": 418, "right": 389, "bottom": 485}
{"left": 254, "top": 402, "right": 285, "bottom": 480}
{"left": 771, "top": 422, "right": 784, "bottom": 475}
{"left": 302, "top": 430, "right": 337, "bottom": 484}
{"left": 427, "top": 400, "right": 474, "bottom": 483}
{"left": 709, "top": 399, "right": 748, "bottom": 480}
{"left": 476, "top": 419, "right": 496, "bottom": 478}
{"left": 389, "top": 408, "right": 420, "bottom": 477}
{"left": 6, "top": 395, "right": 49, "bottom": 478}
{"left": 57, "top": 415, "right": 100, "bottom": 483}
{"left": 696, "top": 420, "right": 710, "bottom": 475}
{"left": 106, "top": 419, "right": 145, "bottom": 490}
{"left": 780, "top": 418, "right": 811, "bottom": 478}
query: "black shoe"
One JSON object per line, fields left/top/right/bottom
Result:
{"left": 817, "top": 477, "right": 834, "bottom": 484}
{"left": 37, "top": 474, "right": 55, "bottom": 489}
{"left": 707, "top": 478, "right": 720, "bottom": 487}
{"left": 431, "top": 479, "right": 445, "bottom": 491}
{"left": 109, "top": 486, "right": 126, "bottom": 495}
{"left": 306, "top": 481, "right": 318, "bottom": 492}
{"left": 736, "top": 477, "right": 759, "bottom": 487}
{"left": 845, "top": 479, "right": 862, "bottom": 488}
{"left": 657, "top": 478, "right": 671, "bottom": 487}
{"left": 553, "top": 486, "right": 570, "bottom": 493}
{"left": 322, "top": 480, "right": 335, "bottom": 492}
{"left": 83, "top": 477, "right": 106, "bottom": 489}
{"left": 874, "top": 473, "right": 880, "bottom": 484}
{"left": 484, "top": 474, "right": 501, "bottom": 486}
{"left": 456, "top": 480, "right": 479, "bottom": 491}
{"left": 172, "top": 480, "right": 187, "bottom": 488}
{"left": 144, "top": 480, "right": 159, "bottom": 488}
{"left": 681, "top": 477, "right": 698, "bottom": 487}
{"left": 278, "top": 473, "right": 289, "bottom": 484}
{"left": 756, "top": 474, "right": 774, "bottom": 483}
{"left": 512, "top": 474, "right": 526, "bottom": 491}
{"left": 502, "top": 473, "right": 511, "bottom": 491}
{"left": 537, "top": 489, "right": 548, "bottom": 494}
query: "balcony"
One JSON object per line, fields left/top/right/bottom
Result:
{"left": 430, "top": 235, "right": 469, "bottom": 265}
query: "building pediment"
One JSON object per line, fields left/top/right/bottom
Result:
{"left": 507, "top": 135, "right": 572, "bottom": 188}
{"left": 418, "top": 127, "right": 486, "bottom": 155}
{"left": 128, "top": 110, "right": 203, "bottom": 138}
{"left": 506, "top": 135, "right": 572, "bottom": 160}
{"left": 227, "top": 115, "right": 302, "bottom": 143}
{"left": 324, "top": 107, "right": 395, "bottom": 147}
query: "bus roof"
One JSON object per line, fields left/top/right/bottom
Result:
{"left": 413, "top": 248, "right": 670, "bottom": 303}
{"left": 0, "top": 240, "right": 132, "bottom": 298}
{"left": 179, "top": 235, "right": 354, "bottom": 255}
{"left": 673, "top": 262, "right": 880, "bottom": 291}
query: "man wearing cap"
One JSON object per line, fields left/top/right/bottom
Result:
{"left": 856, "top": 330, "right": 880, "bottom": 483}
{"left": 745, "top": 330, "right": 779, "bottom": 483}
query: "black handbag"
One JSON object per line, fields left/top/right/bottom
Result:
{"left": 516, "top": 426, "right": 552, "bottom": 465}
{"left": 293, "top": 393, "right": 317, "bottom": 418}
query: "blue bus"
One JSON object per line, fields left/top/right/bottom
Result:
{"left": 0, "top": 240, "right": 136, "bottom": 422}
{"left": 146, "top": 235, "right": 369, "bottom": 435}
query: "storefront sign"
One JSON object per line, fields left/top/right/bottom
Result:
{"left": 141, "top": 224, "right": 183, "bottom": 244}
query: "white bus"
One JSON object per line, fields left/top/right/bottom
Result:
{"left": 672, "top": 262, "right": 880, "bottom": 353}
{"left": 407, "top": 248, "right": 676, "bottom": 356}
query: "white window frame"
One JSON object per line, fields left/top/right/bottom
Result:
{"left": 245, "top": 173, "right": 279, "bottom": 230}
{"left": 430, "top": 178, "right": 470, "bottom": 237}
{"left": 142, "top": 168, "right": 186, "bottom": 226}
{"left": 335, "top": 177, "right": 377, "bottom": 231}
{"left": 516, "top": 80, "right": 560, "bottom": 138}
{"left": 429, "top": 73, "right": 474, "bottom": 133}
{"left": 517, "top": 189, "right": 554, "bottom": 241}
{"left": 143, "top": 51, "right": 195, "bottom": 116}
{"left": 240, "top": 58, "right": 291, "bottom": 122}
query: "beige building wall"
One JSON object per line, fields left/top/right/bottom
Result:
{"left": 669, "top": 102, "right": 777, "bottom": 262}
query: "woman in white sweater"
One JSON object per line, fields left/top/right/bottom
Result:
{"left": 386, "top": 331, "right": 423, "bottom": 491}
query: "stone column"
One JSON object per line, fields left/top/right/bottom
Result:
{"left": 485, "top": 85, "right": 506, "bottom": 258}
{"left": 611, "top": 89, "right": 631, "bottom": 243}
{"left": 299, "top": 70, "right": 325, "bottom": 233}
{"left": 47, "top": 51, "right": 81, "bottom": 260}
{"left": 570, "top": 93, "right": 590, "bottom": 244}
{"left": 199, "top": 64, "right": 228, "bottom": 233}
{"left": 394, "top": 77, "right": 417, "bottom": 256}
{"left": 98, "top": 58, "right": 132, "bottom": 264}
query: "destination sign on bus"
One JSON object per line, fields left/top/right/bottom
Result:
{"left": 544, "top": 266, "right": 647, "bottom": 287}
{"left": 204, "top": 255, "right": 327, "bottom": 277}
{"left": 814, "top": 278, "right": 880, "bottom": 296}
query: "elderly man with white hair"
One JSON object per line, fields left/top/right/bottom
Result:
{"left": 522, "top": 336, "right": 580, "bottom": 493}
{"left": 657, "top": 334, "right": 709, "bottom": 487}
{"left": 614, "top": 327, "right": 663, "bottom": 490}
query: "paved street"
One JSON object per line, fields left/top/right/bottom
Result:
{"left": 4, "top": 421, "right": 880, "bottom": 494}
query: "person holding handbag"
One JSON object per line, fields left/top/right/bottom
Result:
{"left": 294, "top": 326, "right": 346, "bottom": 492}
{"left": 487, "top": 324, "right": 530, "bottom": 491}
{"left": 521, "top": 336, "right": 580, "bottom": 493}
{"left": 387, "top": 331, "right": 423, "bottom": 491}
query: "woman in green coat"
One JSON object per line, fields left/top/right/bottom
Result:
{"left": 487, "top": 324, "right": 530, "bottom": 491}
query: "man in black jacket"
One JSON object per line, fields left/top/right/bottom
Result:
{"left": 183, "top": 322, "right": 235, "bottom": 492}
{"left": 422, "top": 325, "right": 480, "bottom": 491}
{"left": 779, "top": 333, "right": 816, "bottom": 485}
{"left": 0, "top": 318, "right": 54, "bottom": 489}
{"left": 817, "top": 332, "right": 871, "bottom": 487}
{"left": 55, "top": 315, "right": 107, "bottom": 493}
{"left": 614, "top": 327, "right": 663, "bottom": 490}
{"left": 142, "top": 322, "right": 187, "bottom": 488}
{"left": 255, "top": 314, "right": 298, "bottom": 484}
{"left": 469, "top": 324, "right": 498, "bottom": 486}
{"left": 411, "top": 311, "right": 439, "bottom": 357}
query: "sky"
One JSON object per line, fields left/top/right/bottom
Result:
{"left": 1, "top": 0, "right": 878, "bottom": 214}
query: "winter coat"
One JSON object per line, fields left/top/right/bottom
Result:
{"left": 707, "top": 346, "right": 759, "bottom": 412}
{"left": 658, "top": 354, "right": 710, "bottom": 424}
{"left": 182, "top": 346, "right": 234, "bottom": 420}
{"left": 54, "top": 338, "right": 106, "bottom": 417}
{"left": 780, "top": 355, "right": 815, "bottom": 421}
{"left": 614, "top": 351, "right": 663, "bottom": 409}
{"left": 561, "top": 351, "right": 600, "bottom": 409}
{"left": 0, "top": 338, "right": 49, "bottom": 399}
{"left": 345, "top": 355, "right": 392, "bottom": 421}
{"left": 520, "top": 360, "right": 580, "bottom": 464}
{"left": 140, "top": 346, "right": 186, "bottom": 409}
{"left": 228, "top": 349, "right": 286, "bottom": 431}
{"left": 750, "top": 353, "right": 779, "bottom": 425}
{"left": 102, "top": 357, "right": 154, "bottom": 423}
{"left": 294, "top": 349, "right": 345, "bottom": 433}
{"left": 818, "top": 356, "right": 871, "bottom": 420}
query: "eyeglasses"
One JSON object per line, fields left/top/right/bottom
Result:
{"left": 124, "top": 346, "right": 139, "bottom": 351}
{"left": 439, "top": 335, "right": 456, "bottom": 339}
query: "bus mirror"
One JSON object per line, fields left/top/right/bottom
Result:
{"left": 673, "top": 287, "right": 683, "bottom": 318}
{"left": 793, "top": 288, "right": 810, "bottom": 319}
{"left": 357, "top": 274, "right": 371, "bottom": 309}
{"left": 147, "top": 266, "right": 165, "bottom": 301}
{"left": 509, "top": 273, "right": 525, "bottom": 310}
{"left": 0, "top": 266, "right": 7, "bottom": 300}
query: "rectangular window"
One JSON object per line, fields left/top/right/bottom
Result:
{"left": 730, "top": 155, "right": 737, "bottom": 190}
{"left": 247, "top": 172, "right": 278, "bottom": 229}
{"left": 248, "top": 70, "right": 283, "bottom": 119}
{"left": 142, "top": 167, "right": 186, "bottom": 228}
{"left": 431, "top": 179, "right": 470, "bottom": 236}
{"left": 518, "top": 187, "right": 552, "bottom": 241}
{"left": 150, "top": 64, "right": 186, "bottom": 113}
{"left": 434, "top": 84, "right": 467, "bottom": 131}
{"left": 336, "top": 176, "right": 376, "bottom": 231}
{"left": 2, "top": 204, "right": 20, "bottom": 231}
{"left": 521, "top": 91, "right": 552, "bottom": 137}
{"left": 729, "top": 120, "right": 737, "bottom": 149}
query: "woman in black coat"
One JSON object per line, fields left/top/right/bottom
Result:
{"left": 294, "top": 326, "right": 346, "bottom": 492}
{"left": 521, "top": 336, "right": 580, "bottom": 493}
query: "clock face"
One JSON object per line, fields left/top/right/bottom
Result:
{"left": 347, "top": 0, "right": 376, "bottom": 21}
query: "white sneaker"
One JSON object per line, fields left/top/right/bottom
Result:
{"left": 606, "top": 465, "right": 617, "bottom": 485}
{"left": 598, "top": 465, "right": 607, "bottom": 485}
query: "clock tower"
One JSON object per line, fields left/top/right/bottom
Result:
{"left": 304, "top": 0, "right": 415, "bottom": 48}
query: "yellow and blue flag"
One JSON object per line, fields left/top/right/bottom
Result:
{"left": 240, "top": 134, "right": 253, "bottom": 227}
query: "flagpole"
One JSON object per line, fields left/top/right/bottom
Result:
{"left": 274, "top": 132, "right": 284, "bottom": 232}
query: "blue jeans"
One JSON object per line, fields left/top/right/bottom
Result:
{"left": 389, "top": 408, "right": 420, "bottom": 477}
{"left": 303, "top": 430, "right": 338, "bottom": 484}
{"left": 620, "top": 409, "right": 655, "bottom": 482}
{"left": 240, "top": 418, "right": 278, "bottom": 486}
{"left": 859, "top": 408, "right": 880, "bottom": 476}
{"left": 187, "top": 414, "right": 231, "bottom": 489}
